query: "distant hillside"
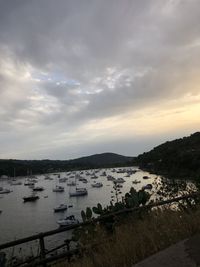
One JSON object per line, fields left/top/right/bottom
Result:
{"left": 67, "top": 153, "right": 134, "bottom": 169}
{"left": 0, "top": 153, "right": 134, "bottom": 177}
{"left": 136, "top": 132, "right": 200, "bottom": 179}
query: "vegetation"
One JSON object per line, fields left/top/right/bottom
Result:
{"left": 136, "top": 132, "right": 200, "bottom": 180}
{"left": 54, "top": 179, "right": 200, "bottom": 267}
{"left": 56, "top": 201, "right": 200, "bottom": 267}
{"left": 0, "top": 153, "right": 134, "bottom": 177}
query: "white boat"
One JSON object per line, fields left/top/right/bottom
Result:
{"left": 69, "top": 187, "right": 88, "bottom": 197}
{"left": 24, "top": 178, "right": 37, "bottom": 186}
{"left": 57, "top": 215, "right": 79, "bottom": 226}
{"left": 0, "top": 187, "right": 12, "bottom": 194}
{"left": 54, "top": 204, "right": 68, "bottom": 212}
{"left": 91, "top": 175, "right": 98, "bottom": 179}
{"left": 10, "top": 168, "right": 22, "bottom": 185}
{"left": 132, "top": 179, "right": 141, "bottom": 184}
{"left": 107, "top": 175, "right": 115, "bottom": 181}
{"left": 10, "top": 180, "right": 22, "bottom": 185}
{"left": 59, "top": 177, "right": 68, "bottom": 183}
{"left": 142, "top": 184, "right": 153, "bottom": 190}
{"left": 91, "top": 182, "right": 103, "bottom": 188}
{"left": 115, "top": 178, "right": 125, "bottom": 183}
{"left": 53, "top": 185, "right": 65, "bottom": 192}
{"left": 44, "top": 175, "right": 53, "bottom": 180}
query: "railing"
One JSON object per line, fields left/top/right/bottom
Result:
{"left": 0, "top": 192, "right": 199, "bottom": 267}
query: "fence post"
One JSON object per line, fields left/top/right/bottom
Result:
{"left": 39, "top": 236, "right": 46, "bottom": 267}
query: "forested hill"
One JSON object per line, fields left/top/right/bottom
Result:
{"left": 0, "top": 153, "right": 134, "bottom": 177}
{"left": 136, "top": 132, "right": 200, "bottom": 179}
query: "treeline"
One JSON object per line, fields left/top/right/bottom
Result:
{"left": 0, "top": 153, "right": 134, "bottom": 177}
{"left": 136, "top": 132, "right": 200, "bottom": 179}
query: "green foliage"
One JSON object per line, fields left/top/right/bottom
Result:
{"left": 0, "top": 153, "right": 135, "bottom": 177}
{"left": 86, "top": 207, "right": 92, "bottom": 220}
{"left": 81, "top": 210, "right": 86, "bottom": 222}
{"left": 73, "top": 187, "right": 151, "bottom": 243}
{"left": 136, "top": 132, "right": 200, "bottom": 180}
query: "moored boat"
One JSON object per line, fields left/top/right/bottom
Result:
{"left": 132, "top": 179, "right": 141, "bottom": 184}
{"left": 57, "top": 215, "right": 79, "bottom": 227}
{"left": 0, "top": 187, "right": 12, "bottom": 194}
{"left": 53, "top": 185, "right": 65, "bottom": 192}
{"left": 143, "top": 176, "right": 150, "bottom": 179}
{"left": 54, "top": 204, "right": 68, "bottom": 212}
{"left": 23, "top": 194, "right": 39, "bottom": 202}
{"left": 67, "top": 181, "right": 76, "bottom": 186}
{"left": 91, "top": 182, "right": 103, "bottom": 188}
{"left": 33, "top": 186, "right": 44, "bottom": 191}
{"left": 142, "top": 184, "right": 153, "bottom": 190}
{"left": 69, "top": 187, "right": 88, "bottom": 197}
{"left": 115, "top": 178, "right": 125, "bottom": 183}
{"left": 59, "top": 177, "right": 68, "bottom": 183}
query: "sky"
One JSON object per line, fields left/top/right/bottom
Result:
{"left": 0, "top": 0, "right": 200, "bottom": 160}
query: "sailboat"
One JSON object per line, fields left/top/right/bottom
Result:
{"left": 53, "top": 174, "right": 65, "bottom": 192}
{"left": 10, "top": 168, "right": 22, "bottom": 185}
{"left": 69, "top": 174, "right": 88, "bottom": 197}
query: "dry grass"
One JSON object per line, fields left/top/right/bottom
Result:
{"left": 55, "top": 206, "right": 200, "bottom": 267}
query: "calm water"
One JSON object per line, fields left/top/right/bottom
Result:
{"left": 0, "top": 167, "right": 156, "bottom": 251}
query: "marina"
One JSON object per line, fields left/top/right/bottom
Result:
{"left": 0, "top": 167, "right": 156, "bottom": 245}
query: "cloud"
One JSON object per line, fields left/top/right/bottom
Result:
{"left": 0, "top": 0, "right": 200, "bottom": 159}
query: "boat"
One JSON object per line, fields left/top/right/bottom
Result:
{"left": 91, "top": 175, "right": 98, "bottom": 179}
{"left": 10, "top": 180, "right": 22, "bottom": 185}
{"left": 132, "top": 179, "right": 141, "bottom": 184}
{"left": 107, "top": 175, "right": 116, "bottom": 181}
{"left": 57, "top": 215, "right": 79, "bottom": 227}
{"left": 33, "top": 186, "right": 44, "bottom": 191}
{"left": 54, "top": 204, "right": 68, "bottom": 212}
{"left": 69, "top": 187, "right": 88, "bottom": 197}
{"left": 24, "top": 179, "right": 36, "bottom": 186}
{"left": 143, "top": 176, "right": 150, "bottom": 179}
{"left": 23, "top": 194, "right": 39, "bottom": 202}
{"left": 0, "top": 187, "right": 12, "bottom": 194}
{"left": 53, "top": 185, "right": 65, "bottom": 192}
{"left": 24, "top": 181, "right": 35, "bottom": 186}
{"left": 142, "top": 184, "right": 153, "bottom": 190}
{"left": 115, "top": 178, "right": 125, "bottom": 183}
{"left": 59, "top": 177, "right": 68, "bottom": 183}
{"left": 127, "top": 169, "right": 137, "bottom": 175}
{"left": 44, "top": 175, "right": 53, "bottom": 180}
{"left": 91, "top": 182, "right": 103, "bottom": 188}
{"left": 67, "top": 181, "right": 76, "bottom": 186}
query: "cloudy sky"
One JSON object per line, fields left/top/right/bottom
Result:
{"left": 0, "top": 0, "right": 200, "bottom": 160}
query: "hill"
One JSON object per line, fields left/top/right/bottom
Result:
{"left": 68, "top": 153, "right": 133, "bottom": 168}
{"left": 0, "top": 153, "right": 134, "bottom": 177}
{"left": 136, "top": 132, "right": 200, "bottom": 179}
